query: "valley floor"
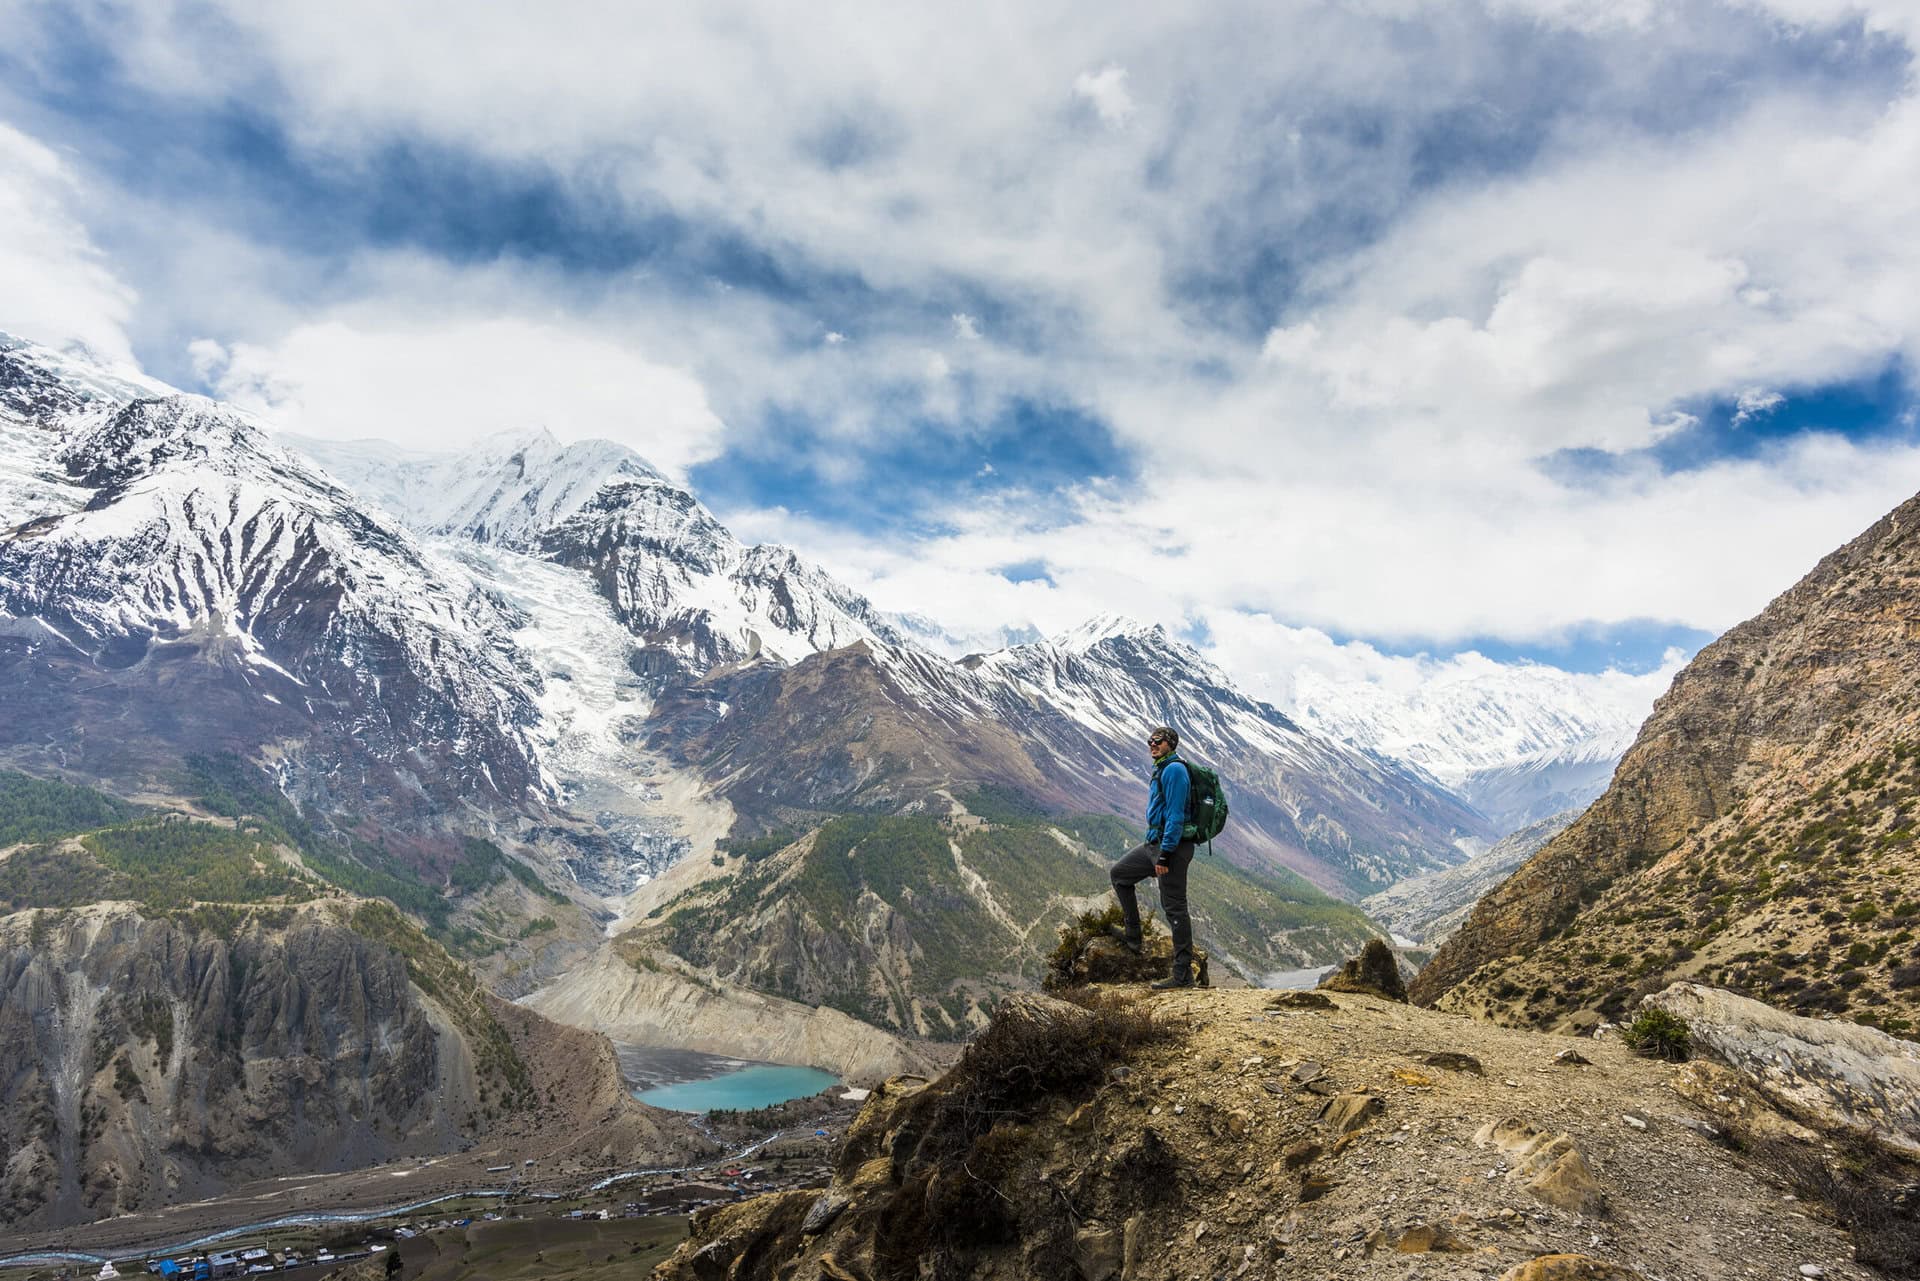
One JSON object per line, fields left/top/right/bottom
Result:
{"left": 0, "top": 1114, "right": 754, "bottom": 1263}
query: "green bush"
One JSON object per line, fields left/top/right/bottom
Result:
{"left": 1621, "top": 1007, "right": 1691, "bottom": 1061}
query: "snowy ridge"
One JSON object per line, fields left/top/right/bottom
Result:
{"left": 295, "top": 432, "right": 911, "bottom": 677}
{"left": 535, "top": 475, "right": 909, "bottom": 672}
{"left": 288, "top": 427, "right": 664, "bottom": 549}
{"left": 0, "top": 334, "right": 175, "bottom": 527}
{"left": 1287, "top": 658, "right": 1665, "bottom": 831}
{"left": 1290, "top": 661, "right": 1646, "bottom": 787}
{"left": 0, "top": 391, "right": 546, "bottom": 803}
{"left": 973, "top": 616, "right": 1307, "bottom": 762}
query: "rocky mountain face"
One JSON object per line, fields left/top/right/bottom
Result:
{"left": 1362, "top": 810, "right": 1577, "bottom": 947}
{"left": 0, "top": 369, "right": 546, "bottom": 818}
{"left": 1412, "top": 489, "right": 1920, "bottom": 1042}
{"left": 0, "top": 764, "right": 702, "bottom": 1236}
{"left": 0, "top": 901, "right": 498, "bottom": 1230}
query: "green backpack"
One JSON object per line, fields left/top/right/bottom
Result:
{"left": 1163, "top": 755, "right": 1230, "bottom": 849}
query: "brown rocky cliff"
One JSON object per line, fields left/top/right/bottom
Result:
{"left": 1412, "top": 488, "right": 1920, "bottom": 1027}
{"left": 0, "top": 900, "right": 701, "bottom": 1233}
{"left": 0, "top": 902, "right": 469, "bottom": 1230}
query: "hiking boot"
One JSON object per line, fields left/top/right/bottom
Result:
{"left": 1103, "top": 925, "right": 1143, "bottom": 955}
{"left": 1150, "top": 970, "right": 1194, "bottom": 990}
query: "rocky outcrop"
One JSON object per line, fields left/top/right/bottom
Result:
{"left": 652, "top": 988, "right": 1868, "bottom": 1281}
{"left": 1413, "top": 488, "right": 1920, "bottom": 1038}
{"left": 1641, "top": 982, "right": 1920, "bottom": 1157}
{"left": 1318, "top": 938, "right": 1408, "bottom": 1001}
{"left": 1474, "top": 1118, "right": 1606, "bottom": 1216}
{"left": 1045, "top": 921, "right": 1211, "bottom": 991}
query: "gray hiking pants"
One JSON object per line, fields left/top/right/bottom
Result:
{"left": 1110, "top": 840, "right": 1195, "bottom": 975}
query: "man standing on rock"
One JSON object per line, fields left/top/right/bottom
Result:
{"left": 1108, "top": 725, "right": 1197, "bottom": 989}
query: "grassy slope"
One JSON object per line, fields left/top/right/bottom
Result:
{"left": 650, "top": 804, "right": 1383, "bottom": 1038}
{"left": 1464, "top": 737, "right": 1920, "bottom": 1039}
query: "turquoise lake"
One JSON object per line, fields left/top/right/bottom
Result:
{"left": 635, "top": 1063, "right": 841, "bottom": 1112}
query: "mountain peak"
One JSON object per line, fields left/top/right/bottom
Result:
{"left": 0, "top": 330, "right": 176, "bottom": 408}
{"left": 287, "top": 429, "right": 664, "bottom": 547}
{"left": 1050, "top": 611, "right": 1164, "bottom": 654}
{"left": 60, "top": 395, "right": 274, "bottom": 490}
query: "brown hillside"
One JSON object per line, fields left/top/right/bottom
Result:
{"left": 653, "top": 988, "right": 1882, "bottom": 1280}
{"left": 1411, "top": 490, "right": 1920, "bottom": 1038}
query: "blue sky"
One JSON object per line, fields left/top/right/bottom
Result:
{"left": 4, "top": 0, "right": 1920, "bottom": 695}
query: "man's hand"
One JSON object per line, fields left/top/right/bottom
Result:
{"left": 1154, "top": 860, "right": 1170, "bottom": 876}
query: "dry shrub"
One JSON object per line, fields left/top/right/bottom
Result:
{"left": 1741, "top": 1132, "right": 1920, "bottom": 1273}
{"left": 918, "top": 988, "right": 1165, "bottom": 1165}
{"left": 873, "top": 989, "right": 1170, "bottom": 1280}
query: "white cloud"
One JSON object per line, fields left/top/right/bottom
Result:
{"left": 1733, "top": 387, "right": 1784, "bottom": 424}
{"left": 9, "top": 0, "right": 1920, "bottom": 658}
{"left": 195, "top": 316, "right": 725, "bottom": 478}
{"left": 0, "top": 124, "right": 136, "bottom": 364}
{"left": 1072, "top": 64, "right": 1136, "bottom": 126}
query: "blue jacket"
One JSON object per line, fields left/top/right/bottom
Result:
{"left": 1146, "top": 757, "right": 1190, "bottom": 853}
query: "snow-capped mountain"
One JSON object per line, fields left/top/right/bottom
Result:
{"left": 298, "top": 431, "right": 910, "bottom": 677}
{"left": 655, "top": 610, "right": 1491, "bottom": 896}
{"left": 539, "top": 476, "right": 908, "bottom": 672}
{"left": 0, "top": 334, "right": 173, "bottom": 526}
{"left": 1289, "top": 660, "right": 1663, "bottom": 832}
{"left": 0, "top": 333, "right": 1503, "bottom": 902}
{"left": 288, "top": 427, "right": 663, "bottom": 549}
{"left": 0, "top": 348, "right": 545, "bottom": 811}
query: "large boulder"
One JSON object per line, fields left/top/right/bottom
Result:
{"left": 1318, "top": 938, "right": 1408, "bottom": 1001}
{"left": 1641, "top": 982, "right": 1920, "bottom": 1156}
